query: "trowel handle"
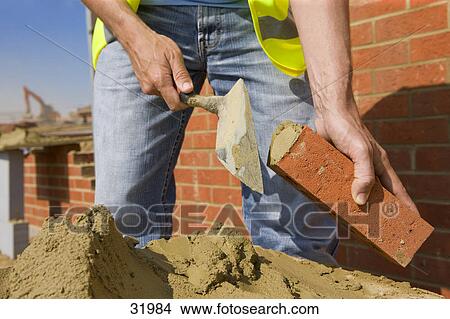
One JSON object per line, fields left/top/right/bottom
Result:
{"left": 180, "top": 93, "right": 221, "bottom": 114}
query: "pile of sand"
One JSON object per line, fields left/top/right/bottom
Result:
{"left": 0, "top": 207, "right": 440, "bottom": 299}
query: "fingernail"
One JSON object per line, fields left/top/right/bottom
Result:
{"left": 182, "top": 82, "right": 192, "bottom": 92}
{"left": 355, "top": 193, "right": 367, "bottom": 205}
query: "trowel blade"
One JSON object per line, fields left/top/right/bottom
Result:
{"left": 215, "top": 79, "right": 264, "bottom": 194}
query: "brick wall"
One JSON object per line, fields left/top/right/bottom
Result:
{"left": 24, "top": 143, "right": 95, "bottom": 231}
{"left": 342, "top": 0, "right": 450, "bottom": 296}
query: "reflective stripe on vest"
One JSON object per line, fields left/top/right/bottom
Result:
{"left": 91, "top": 0, "right": 305, "bottom": 77}
{"left": 248, "top": 0, "right": 306, "bottom": 77}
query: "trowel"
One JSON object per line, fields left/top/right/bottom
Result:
{"left": 180, "top": 79, "right": 264, "bottom": 193}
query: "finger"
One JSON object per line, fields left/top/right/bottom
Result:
{"left": 350, "top": 140, "right": 375, "bottom": 205}
{"left": 140, "top": 82, "right": 159, "bottom": 96}
{"left": 169, "top": 52, "right": 193, "bottom": 93}
{"left": 159, "top": 83, "right": 187, "bottom": 111}
{"left": 373, "top": 146, "right": 419, "bottom": 214}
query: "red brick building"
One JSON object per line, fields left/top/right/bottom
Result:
{"left": 21, "top": 0, "right": 449, "bottom": 296}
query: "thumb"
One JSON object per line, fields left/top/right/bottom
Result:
{"left": 350, "top": 143, "right": 375, "bottom": 205}
{"left": 170, "top": 54, "right": 193, "bottom": 93}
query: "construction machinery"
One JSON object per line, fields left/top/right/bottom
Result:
{"left": 22, "top": 86, "right": 61, "bottom": 124}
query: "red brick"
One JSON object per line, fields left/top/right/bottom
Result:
{"left": 212, "top": 188, "right": 242, "bottom": 206}
{"left": 358, "top": 94, "right": 409, "bottom": 119}
{"left": 83, "top": 191, "right": 95, "bottom": 204}
{"left": 352, "top": 42, "right": 408, "bottom": 69}
{"left": 24, "top": 166, "right": 36, "bottom": 174}
{"left": 24, "top": 195, "right": 36, "bottom": 206}
{"left": 350, "top": 22, "right": 373, "bottom": 46}
{"left": 352, "top": 71, "right": 372, "bottom": 95}
{"left": 24, "top": 186, "right": 36, "bottom": 196}
{"left": 186, "top": 113, "right": 209, "bottom": 131}
{"left": 210, "top": 152, "right": 223, "bottom": 167}
{"left": 174, "top": 168, "right": 195, "bottom": 184}
{"left": 203, "top": 206, "right": 220, "bottom": 222}
{"left": 189, "top": 132, "right": 216, "bottom": 149}
{"left": 24, "top": 154, "right": 35, "bottom": 164}
{"left": 374, "top": 63, "right": 447, "bottom": 93}
{"left": 197, "top": 169, "right": 229, "bottom": 186}
{"left": 24, "top": 175, "right": 36, "bottom": 185}
{"left": 416, "top": 202, "right": 450, "bottom": 229}
{"left": 200, "top": 79, "right": 214, "bottom": 96}
{"left": 207, "top": 114, "right": 218, "bottom": 129}
{"left": 375, "top": 4, "right": 447, "bottom": 42}
{"left": 377, "top": 118, "right": 448, "bottom": 144}
{"left": 181, "top": 134, "right": 193, "bottom": 148}
{"left": 411, "top": 0, "right": 441, "bottom": 8}
{"left": 418, "top": 231, "right": 450, "bottom": 258}
{"left": 25, "top": 214, "right": 44, "bottom": 227}
{"left": 68, "top": 166, "right": 82, "bottom": 176}
{"left": 385, "top": 147, "right": 412, "bottom": 171}
{"left": 411, "top": 88, "right": 450, "bottom": 116}
{"left": 69, "top": 190, "right": 83, "bottom": 202}
{"left": 416, "top": 147, "right": 450, "bottom": 171}
{"left": 179, "top": 185, "right": 211, "bottom": 202}
{"left": 269, "top": 125, "right": 434, "bottom": 266}
{"left": 411, "top": 32, "right": 450, "bottom": 62}
{"left": 35, "top": 198, "right": 49, "bottom": 208}
{"left": 33, "top": 207, "right": 50, "bottom": 218}
{"left": 229, "top": 174, "right": 241, "bottom": 187}
{"left": 401, "top": 174, "right": 450, "bottom": 200}
{"left": 178, "top": 150, "right": 210, "bottom": 167}
{"left": 350, "top": 0, "right": 405, "bottom": 21}
{"left": 74, "top": 178, "right": 94, "bottom": 189}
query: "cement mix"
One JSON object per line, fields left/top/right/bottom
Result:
{"left": 0, "top": 207, "right": 441, "bottom": 299}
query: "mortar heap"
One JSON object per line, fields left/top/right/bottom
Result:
{"left": 0, "top": 207, "right": 440, "bottom": 299}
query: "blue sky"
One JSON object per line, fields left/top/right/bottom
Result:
{"left": 0, "top": 0, "right": 92, "bottom": 121}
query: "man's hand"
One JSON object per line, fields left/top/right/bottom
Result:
{"left": 315, "top": 102, "right": 418, "bottom": 212}
{"left": 291, "top": 0, "right": 418, "bottom": 208}
{"left": 82, "top": 0, "right": 193, "bottom": 111}
{"left": 126, "top": 25, "right": 193, "bottom": 111}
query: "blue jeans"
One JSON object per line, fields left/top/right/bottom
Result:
{"left": 93, "top": 6, "right": 338, "bottom": 264}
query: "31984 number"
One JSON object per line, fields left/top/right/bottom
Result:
{"left": 130, "top": 302, "right": 171, "bottom": 315}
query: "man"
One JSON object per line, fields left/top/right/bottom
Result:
{"left": 82, "top": 0, "right": 418, "bottom": 264}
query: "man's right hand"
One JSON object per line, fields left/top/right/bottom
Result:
{"left": 125, "top": 24, "right": 194, "bottom": 111}
{"left": 82, "top": 0, "right": 193, "bottom": 111}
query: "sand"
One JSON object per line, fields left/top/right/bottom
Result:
{"left": 0, "top": 207, "right": 440, "bottom": 299}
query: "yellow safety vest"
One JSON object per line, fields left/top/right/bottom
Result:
{"left": 91, "top": 0, "right": 140, "bottom": 68}
{"left": 91, "top": 0, "right": 306, "bottom": 76}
